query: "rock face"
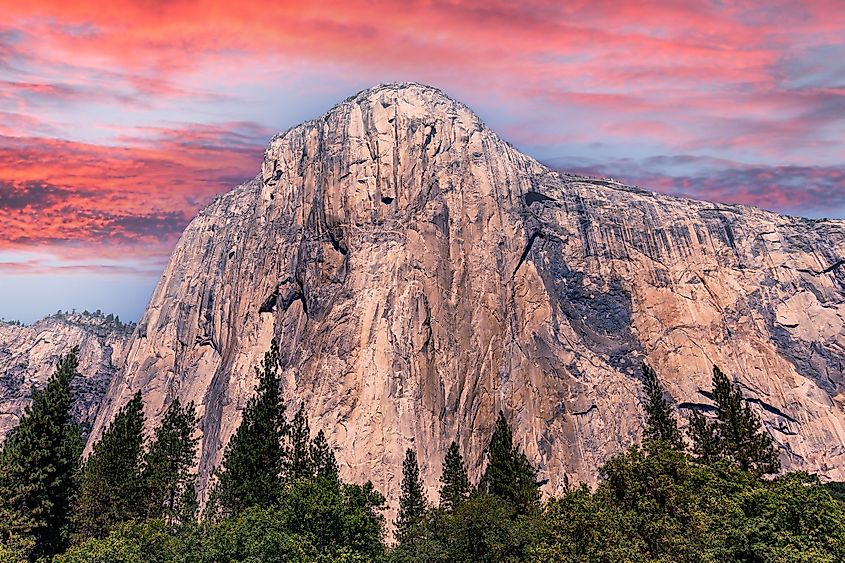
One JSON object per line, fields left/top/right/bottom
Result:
{"left": 91, "top": 83, "right": 845, "bottom": 509}
{"left": 0, "top": 313, "right": 133, "bottom": 440}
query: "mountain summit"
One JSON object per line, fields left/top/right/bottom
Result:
{"left": 91, "top": 83, "right": 845, "bottom": 507}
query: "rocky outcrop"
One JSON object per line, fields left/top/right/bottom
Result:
{"left": 91, "top": 83, "right": 845, "bottom": 510}
{"left": 0, "top": 313, "right": 133, "bottom": 440}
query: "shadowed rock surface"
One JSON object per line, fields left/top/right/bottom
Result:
{"left": 89, "top": 83, "right": 845, "bottom": 510}
{"left": 0, "top": 312, "right": 133, "bottom": 440}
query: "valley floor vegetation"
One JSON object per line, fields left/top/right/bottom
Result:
{"left": 1, "top": 343, "right": 844, "bottom": 562}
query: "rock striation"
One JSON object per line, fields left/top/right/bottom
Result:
{"left": 0, "top": 312, "right": 133, "bottom": 440}
{"left": 91, "top": 83, "right": 845, "bottom": 509}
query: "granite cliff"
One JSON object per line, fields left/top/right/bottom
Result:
{"left": 90, "top": 83, "right": 845, "bottom": 508}
{"left": 0, "top": 312, "right": 133, "bottom": 440}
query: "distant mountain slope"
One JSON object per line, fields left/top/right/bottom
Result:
{"left": 90, "top": 83, "right": 845, "bottom": 509}
{"left": 0, "top": 312, "right": 133, "bottom": 440}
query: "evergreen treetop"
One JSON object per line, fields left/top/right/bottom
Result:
{"left": 310, "top": 429, "right": 339, "bottom": 483}
{"left": 142, "top": 398, "right": 199, "bottom": 526}
{"left": 711, "top": 366, "right": 781, "bottom": 474}
{"left": 74, "top": 390, "right": 146, "bottom": 540}
{"left": 641, "top": 363, "right": 684, "bottom": 450}
{"left": 396, "top": 447, "right": 428, "bottom": 543}
{"left": 288, "top": 403, "right": 313, "bottom": 481}
{"left": 689, "top": 366, "right": 781, "bottom": 475}
{"left": 479, "top": 411, "right": 540, "bottom": 514}
{"left": 0, "top": 349, "right": 83, "bottom": 559}
{"left": 207, "top": 340, "right": 288, "bottom": 518}
{"left": 439, "top": 441, "right": 471, "bottom": 512}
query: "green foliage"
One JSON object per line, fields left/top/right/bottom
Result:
{"left": 825, "top": 481, "right": 845, "bottom": 503}
{"left": 641, "top": 363, "right": 684, "bottom": 449}
{"left": 0, "top": 349, "right": 83, "bottom": 559}
{"left": 479, "top": 411, "right": 540, "bottom": 514}
{"left": 142, "top": 398, "right": 199, "bottom": 526}
{"left": 75, "top": 391, "right": 146, "bottom": 539}
{"left": 288, "top": 403, "right": 312, "bottom": 481}
{"left": 0, "top": 533, "right": 32, "bottom": 563}
{"left": 531, "top": 445, "right": 845, "bottom": 563}
{"left": 690, "top": 366, "right": 781, "bottom": 475}
{"left": 275, "top": 478, "right": 386, "bottom": 560}
{"left": 439, "top": 441, "right": 471, "bottom": 512}
{"left": 528, "top": 484, "right": 640, "bottom": 563}
{"left": 596, "top": 443, "right": 743, "bottom": 561}
{"left": 310, "top": 430, "right": 339, "bottom": 483}
{"left": 688, "top": 409, "right": 721, "bottom": 463}
{"left": 390, "top": 494, "right": 540, "bottom": 563}
{"left": 207, "top": 340, "right": 288, "bottom": 518}
{"left": 195, "top": 507, "right": 317, "bottom": 563}
{"left": 396, "top": 448, "right": 428, "bottom": 543}
{"left": 57, "top": 520, "right": 187, "bottom": 563}
{"left": 58, "top": 478, "right": 386, "bottom": 563}
{"left": 729, "top": 472, "right": 845, "bottom": 563}
{"left": 439, "top": 494, "right": 540, "bottom": 562}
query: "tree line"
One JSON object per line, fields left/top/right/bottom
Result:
{"left": 1, "top": 343, "right": 844, "bottom": 562}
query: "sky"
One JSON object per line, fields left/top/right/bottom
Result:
{"left": 1, "top": 0, "right": 844, "bottom": 323}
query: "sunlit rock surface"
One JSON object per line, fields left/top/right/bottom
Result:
{"left": 90, "top": 83, "right": 845, "bottom": 509}
{"left": 0, "top": 313, "right": 132, "bottom": 440}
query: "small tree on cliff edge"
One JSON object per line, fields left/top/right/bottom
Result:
{"left": 479, "top": 411, "right": 540, "bottom": 514}
{"left": 641, "top": 363, "right": 684, "bottom": 450}
{"left": 0, "top": 349, "right": 83, "bottom": 559}
{"left": 395, "top": 447, "right": 428, "bottom": 543}
{"left": 208, "top": 340, "right": 288, "bottom": 518}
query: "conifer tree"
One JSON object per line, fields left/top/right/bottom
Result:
{"left": 711, "top": 366, "right": 780, "bottom": 474}
{"left": 142, "top": 398, "right": 199, "bottom": 525}
{"left": 689, "top": 366, "right": 781, "bottom": 475}
{"left": 479, "top": 410, "right": 540, "bottom": 513}
{"left": 207, "top": 340, "right": 288, "bottom": 518}
{"left": 0, "top": 349, "right": 83, "bottom": 559}
{"left": 310, "top": 429, "right": 339, "bottom": 482}
{"left": 288, "top": 402, "right": 313, "bottom": 480}
{"left": 177, "top": 474, "right": 199, "bottom": 526}
{"left": 74, "top": 391, "right": 146, "bottom": 539}
{"left": 688, "top": 409, "right": 721, "bottom": 463}
{"left": 439, "top": 441, "right": 471, "bottom": 512}
{"left": 641, "top": 363, "right": 684, "bottom": 449}
{"left": 395, "top": 447, "right": 428, "bottom": 543}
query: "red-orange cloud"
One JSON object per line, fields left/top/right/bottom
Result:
{"left": 0, "top": 0, "right": 843, "bottom": 280}
{"left": 0, "top": 122, "right": 267, "bottom": 251}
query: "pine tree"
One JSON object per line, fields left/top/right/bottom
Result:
{"left": 0, "top": 349, "right": 83, "bottom": 559}
{"left": 688, "top": 366, "right": 781, "bottom": 475}
{"left": 288, "top": 403, "right": 312, "bottom": 480}
{"left": 74, "top": 391, "right": 146, "bottom": 539}
{"left": 142, "top": 398, "right": 198, "bottom": 526}
{"left": 479, "top": 411, "right": 540, "bottom": 514}
{"left": 310, "top": 429, "right": 339, "bottom": 482}
{"left": 439, "top": 441, "right": 471, "bottom": 512}
{"left": 688, "top": 409, "right": 721, "bottom": 463}
{"left": 641, "top": 363, "right": 684, "bottom": 449}
{"left": 395, "top": 447, "right": 428, "bottom": 543}
{"left": 207, "top": 340, "right": 288, "bottom": 518}
{"left": 177, "top": 474, "right": 199, "bottom": 526}
{"left": 711, "top": 366, "right": 780, "bottom": 474}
